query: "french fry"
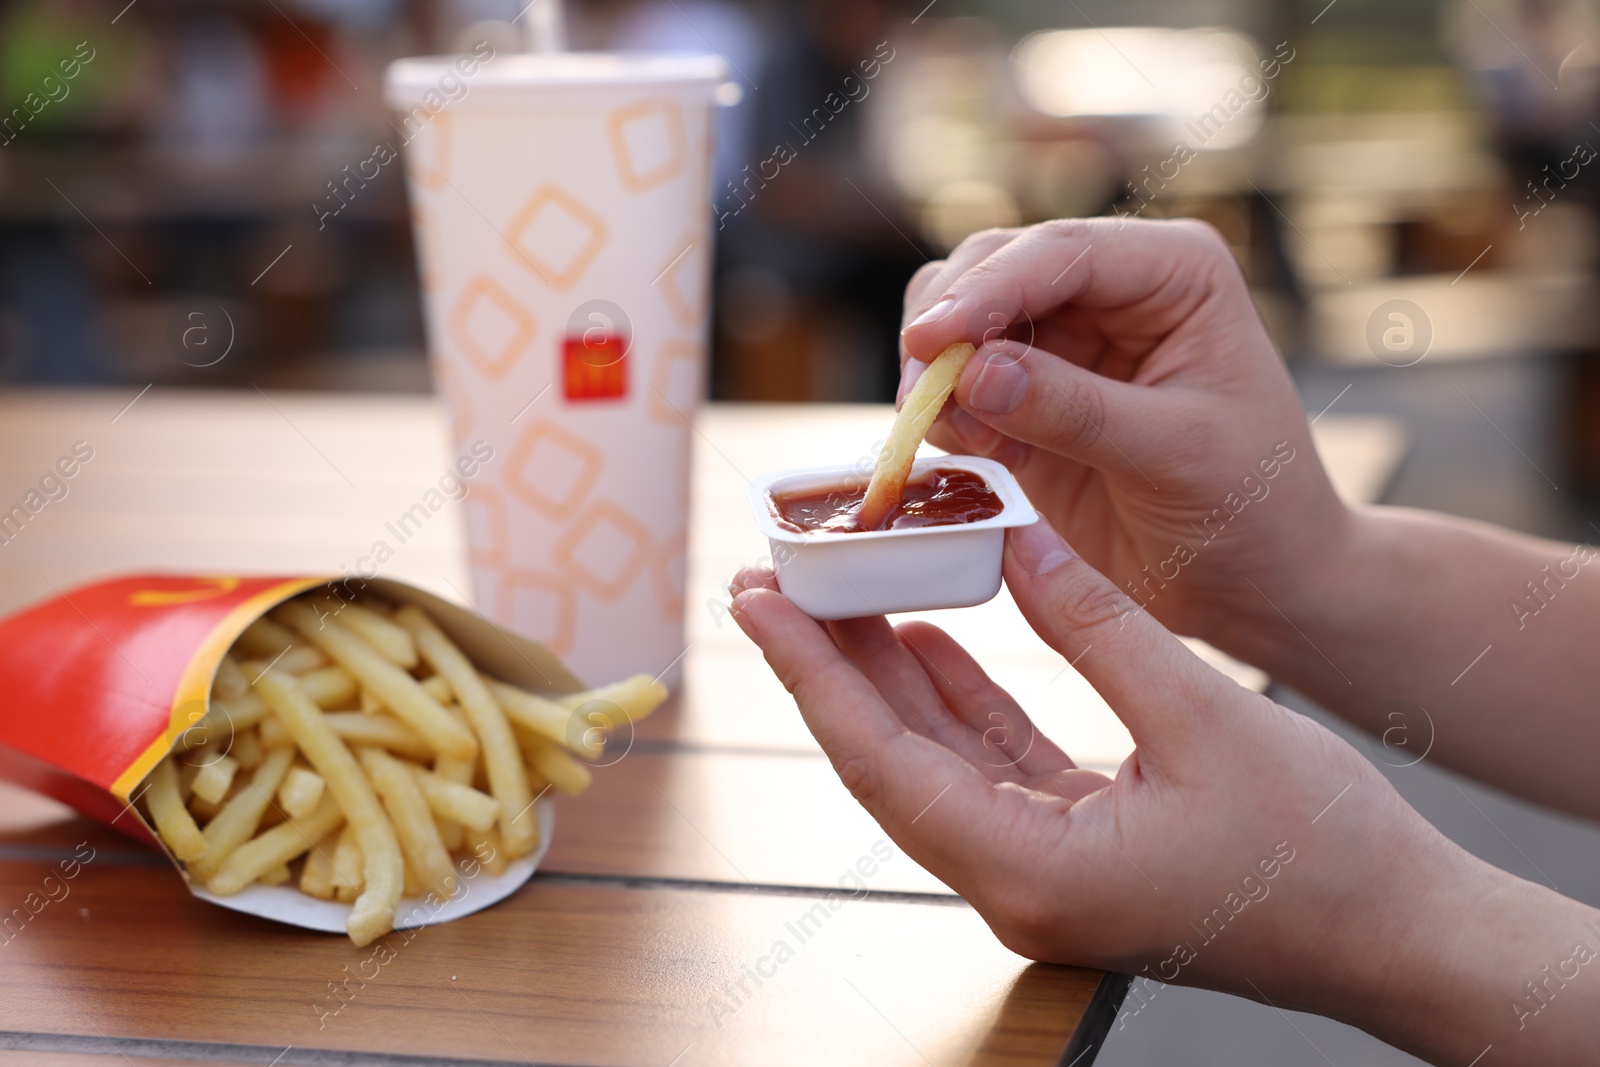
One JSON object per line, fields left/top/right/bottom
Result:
{"left": 465, "top": 826, "right": 508, "bottom": 877}
{"left": 258, "top": 716, "right": 290, "bottom": 749}
{"left": 330, "top": 823, "right": 363, "bottom": 891}
{"left": 190, "top": 755, "right": 239, "bottom": 806}
{"left": 261, "top": 712, "right": 433, "bottom": 761}
{"left": 255, "top": 669, "right": 403, "bottom": 947}
{"left": 299, "top": 828, "right": 341, "bottom": 899}
{"left": 176, "top": 692, "right": 268, "bottom": 753}
{"left": 484, "top": 678, "right": 590, "bottom": 757}
{"left": 259, "top": 863, "right": 292, "bottom": 887}
{"left": 408, "top": 764, "right": 499, "bottom": 833}
{"left": 207, "top": 794, "right": 345, "bottom": 896}
{"left": 187, "top": 747, "right": 296, "bottom": 881}
{"left": 299, "top": 666, "right": 359, "bottom": 709}
{"left": 525, "top": 739, "right": 592, "bottom": 795}
{"left": 360, "top": 688, "right": 383, "bottom": 715}
{"left": 857, "top": 342, "right": 976, "bottom": 530}
{"left": 419, "top": 674, "right": 452, "bottom": 704}
{"left": 276, "top": 601, "right": 477, "bottom": 761}
{"left": 395, "top": 606, "right": 536, "bottom": 857}
{"left": 324, "top": 714, "right": 436, "bottom": 760}
{"left": 335, "top": 603, "right": 418, "bottom": 669}
{"left": 177, "top": 761, "right": 199, "bottom": 803}
{"left": 145, "top": 759, "right": 207, "bottom": 862}
{"left": 232, "top": 729, "right": 263, "bottom": 770}
{"left": 235, "top": 616, "right": 298, "bottom": 658}
{"left": 242, "top": 645, "right": 327, "bottom": 677}
{"left": 278, "top": 766, "right": 326, "bottom": 820}
{"left": 213, "top": 655, "right": 249, "bottom": 701}
{"left": 431, "top": 704, "right": 475, "bottom": 852}
{"left": 556, "top": 674, "right": 669, "bottom": 729}
{"left": 359, "top": 747, "right": 456, "bottom": 900}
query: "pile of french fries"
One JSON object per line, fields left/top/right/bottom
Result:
{"left": 137, "top": 592, "right": 665, "bottom": 946}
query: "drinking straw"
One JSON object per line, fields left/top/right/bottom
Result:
{"left": 523, "top": 0, "right": 567, "bottom": 53}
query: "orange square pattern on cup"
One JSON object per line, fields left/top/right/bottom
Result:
{"left": 648, "top": 339, "right": 704, "bottom": 425}
{"left": 607, "top": 97, "right": 689, "bottom": 194}
{"left": 502, "top": 568, "right": 579, "bottom": 656}
{"left": 463, "top": 483, "right": 509, "bottom": 565}
{"left": 402, "top": 109, "right": 452, "bottom": 192}
{"left": 652, "top": 529, "right": 688, "bottom": 620}
{"left": 448, "top": 275, "right": 536, "bottom": 381}
{"left": 505, "top": 184, "right": 611, "bottom": 292}
{"left": 553, "top": 502, "right": 655, "bottom": 601}
{"left": 506, "top": 419, "right": 605, "bottom": 519}
{"left": 654, "top": 232, "right": 709, "bottom": 329}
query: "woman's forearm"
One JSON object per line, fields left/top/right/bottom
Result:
{"left": 1347, "top": 860, "right": 1600, "bottom": 1063}
{"left": 1216, "top": 504, "right": 1600, "bottom": 819}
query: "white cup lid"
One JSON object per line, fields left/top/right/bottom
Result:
{"left": 385, "top": 51, "right": 729, "bottom": 110}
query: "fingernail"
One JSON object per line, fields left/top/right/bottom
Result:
{"left": 1009, "top": 515, "right": 1075, "bottom": 577}
{"left": 967, "top": 350, "right": 1027, "bottom": 415}
{"left": 903, "top": 298, "right": 957, "bottom": 333}
{"left": 895, "top": 359, "right": 927, "bottom": 409}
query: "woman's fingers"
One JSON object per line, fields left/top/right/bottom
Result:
{"left": 900, "top": 217, "right": 1235, "bottom": 367}
{"left": 895, "top": 620, "right": 1075, "bottom": 778}
{"left": 951, "top": 337, "right": 1187, "bottom": 476}
{"left": 899, "top": 228, "right": 1027, "bottom": 406}
{"left": 825, "top": 615, "right": 1003, "bottom": 763}
{"left": 730, "top": 588, "right": 1008, "bottom": 855}
{"left": 1002, "top": 518, "right": 1241, "bottom": 765}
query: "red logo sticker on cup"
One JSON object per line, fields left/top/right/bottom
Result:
{"left": 561, "top": 301, "right": 633, "bottom": 403}
{"left": 562, "top": 333, "right": 628, "bottom": 401}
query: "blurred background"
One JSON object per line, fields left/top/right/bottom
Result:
{"left": 7, "top": 2, "right": 1600, "bottom": 1060}
{"left": 8, "top": 0, "right": 1600, "bottom": 530}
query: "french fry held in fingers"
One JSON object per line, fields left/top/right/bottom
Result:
{"left": 135, "top": 589, "right": 663, "bottom": 945}
{"left": 857, "top": 342, "right": 976, "bottom": 530}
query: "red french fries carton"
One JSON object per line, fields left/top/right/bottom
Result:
{"left": 0, "top": 573, "right": 580, "bottom": 934}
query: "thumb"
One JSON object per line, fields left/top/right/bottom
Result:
{"left": 1003, "top": 517, "right": 1235, "bottom": 758}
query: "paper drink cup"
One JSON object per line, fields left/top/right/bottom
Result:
{"left": 0, "top": 573, "right": 578, "bottom": 935}
{"left": 385, "top": 51, "right": 727, "bottom": 686}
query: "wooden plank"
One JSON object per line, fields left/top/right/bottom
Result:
{"left": 0, "top": 857, "right": 1099, "bottom": 1067}
{"left": 0, "top": 1051, "right": 239, "bottom": 1067}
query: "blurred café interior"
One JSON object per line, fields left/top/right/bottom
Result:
{"left": 4, "top": 0, "right": 1600, "bottom": 543}
{"left": 0, "top": 0, "right": 1593, "bottom": 560}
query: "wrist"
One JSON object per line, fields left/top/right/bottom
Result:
{"left": 1336, "top": 854, "right": 1600, "bottom": 1063}
{"left": 1207, "top": 499, "right": 1373, "bottom": 675}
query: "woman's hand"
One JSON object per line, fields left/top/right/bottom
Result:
{"left": 898, "top": 218, "right": 1347, "bottom": 643}
{"left": 729, "top": 519, "right": 1593, "bottom": 1064}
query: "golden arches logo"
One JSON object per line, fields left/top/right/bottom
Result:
{"left": 128, "top": 577, "right": 241, "bottom": 606}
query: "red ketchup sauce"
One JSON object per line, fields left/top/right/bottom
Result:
{"left": 770, "top": 468, "right": 1002, "bottom": 533}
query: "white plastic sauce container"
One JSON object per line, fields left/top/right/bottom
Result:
{"left": 747, "top": 455, "right": 1038, "bottom": 620}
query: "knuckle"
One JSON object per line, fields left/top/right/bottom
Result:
{"left": 1174, "top": 217, "right": 1231, "bottom": 258}
{"left": 906, "top": 261, "right": 948, "bottom": 308}
{"left": 1037, "top": 217, "right": 1087, "bottom": 241}
{"left": 1041, "top": 374, "right": 1108, "bottom": 454}
{"left": 1056, "top": 574, "right": 1136, "bottom": 636}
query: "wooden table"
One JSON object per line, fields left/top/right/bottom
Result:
{"left": 0, "top": 390, "right": 1405, "bottom": 1067}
